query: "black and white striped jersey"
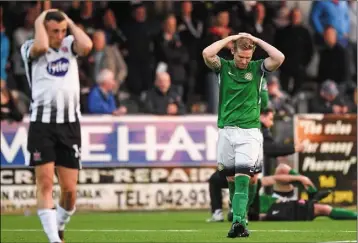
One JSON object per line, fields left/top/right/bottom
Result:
{"left": 20, "top": 35, "right": 81, "bottom": 123}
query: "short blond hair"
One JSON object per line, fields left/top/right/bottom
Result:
{"left": 234, "top": 37, "right": 256, "bottom": 52}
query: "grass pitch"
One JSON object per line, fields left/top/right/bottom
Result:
{"left": 1, "top": 211, "right": 357, "bottom": 242}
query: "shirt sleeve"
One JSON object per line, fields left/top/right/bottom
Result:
{"left": 63, "top": 35, "right": 77, "bottom": 57}
{"left": 20, "top": 39, "right": 35, "bottom": 61}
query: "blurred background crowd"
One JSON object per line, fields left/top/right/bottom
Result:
{"left": 0, "top": 0, "right": 357, "bottom": 123}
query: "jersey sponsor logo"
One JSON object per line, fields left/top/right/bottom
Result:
{"left": 244, "top": 72, "right": 253, "bottom": 81}
{"left": 272, "top": 210, "right": 280, "bottom": 215}
{"left": 47, "top": 58, "right": 70, "bottom": 77}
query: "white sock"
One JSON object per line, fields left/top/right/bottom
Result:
{"left": 56, "top": 204, "right": 76, "bottom": 231}
{"left": 38, "top": 209, "right": 62, "bottom": 243}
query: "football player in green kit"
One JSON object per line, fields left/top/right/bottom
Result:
{"left": 202, "top": 33, "right": 285, "bottom": 238}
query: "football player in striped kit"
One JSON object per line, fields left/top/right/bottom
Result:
{"left": 20, "top": 9, "right": 92, "bottom": 243}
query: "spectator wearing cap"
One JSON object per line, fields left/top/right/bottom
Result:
{"left": 142, "top": 72, "right": 186, "bottom": 115}
{"left": 267, "top": 75, "right": 295, "bottom": 117}
{"left": 310, "top": 80, "right": 349, "bottom": 114}
{"left": 87, "top": 69, "right": 127, "bottom": 116}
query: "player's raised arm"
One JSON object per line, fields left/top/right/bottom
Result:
{"left": 30, "top": 10, "right": 52, "bottom": 58}
{"left": 62, "top": 12, "right": 93, "bottom": 56}
{"left": 240, "top": 33, "right": 285, "bottom": 72}
{"left": 202, "top": 35, "right": 241, "bottom": 71}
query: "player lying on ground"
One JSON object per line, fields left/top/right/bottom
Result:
{"left": 202, "top": 32, "right": 284, "bottom": 238}
{"left": 207, "top": 109, "right": 307, "bottom": 222}
{"left": 252, "top": 164, "right": 357, "bottom": 221}
{"left": 208, "top": 164, "right": 356, "bottom": 222}
{"left": 20, "top": 9, "right": 92, "bottom": 243}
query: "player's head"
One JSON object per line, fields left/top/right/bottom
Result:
{"left": 232, "top": 37, "right": 256, "bottom": 69}
{"left": 44, "top": 11, "right": 67, "bottom": 49}
{"left": 155, "top": 72, "right": 171, "bottom": 93}
{"left": 97, "top": 69, "right": 116, "bottom": 91}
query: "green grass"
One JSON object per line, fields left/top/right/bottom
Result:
{"left": 1, "top": 211, "right": 357, "bottom": 242}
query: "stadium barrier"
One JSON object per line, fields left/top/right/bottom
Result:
{"left": 1, "top": 115, "right": 356, "bottom": 213}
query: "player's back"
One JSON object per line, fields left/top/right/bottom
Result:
{"left": 20, "top": 35, "right": 81, "bottom": 123}
{"left": 217, "top": 58, "right": 265, "bottom": 129}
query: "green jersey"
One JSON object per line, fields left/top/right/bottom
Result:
{"left": 216, "top": 58, "right": 267, "bottom": 129}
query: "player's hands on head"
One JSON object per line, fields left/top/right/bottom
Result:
{"left": 237, "top": 32, "right": 258, "bottom": 43}
{"left": 36, "top": 8, "right": 59, "bottom": 24}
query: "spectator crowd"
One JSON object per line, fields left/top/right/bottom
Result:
{"left": 0, "top": 0, "right": 357, "bottom": 122}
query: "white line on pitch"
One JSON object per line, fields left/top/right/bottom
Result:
{"left": 318, "top": 241, "right": 356, "bottom": 243}
{"left": 1, "top": 229, "right": 356, "bottom": 233}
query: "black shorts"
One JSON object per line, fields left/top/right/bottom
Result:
{"left": 265, "top": 200, "right": 315, "bottom": 221}
{"left": 27, "top": 122, "right": 82, "bottom": 169}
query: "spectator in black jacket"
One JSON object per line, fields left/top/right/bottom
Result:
{"left": 318, "top": 26, "right": 349, "bottom": 85}
{"left": 275, "top": 8, "right": 314, "bottom": 94}
{"left": 154, "top": 14, "right": 190, "bottom": 91}
{"left": 142, "top": 72, "right": 186, "bottom": 115}
{"left": 206, "top": 108, "right": 304, "bottom": 222}
{"left": 310, "top": 80, "right": 349, "bottom": 114}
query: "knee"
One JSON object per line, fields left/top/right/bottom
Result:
{"left": 209, "top": 171, "right": 219, "bottom": 184}
{"left": 275, "top": 163, "right": 292, "bottom": 175}
{"left": 36, "top": 177, "right": 53, "bottom": 195}
{"left": 314, "top": 204, "right": 332, "bottom": 216}
{"left": 61, "top": 184, "right": 77, "bottom": 195}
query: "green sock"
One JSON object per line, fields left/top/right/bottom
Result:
{"left": 228, "top": 181, "right": 235, "bottom": 204}
{"left": 288, "top": 169, "right": 317, "bottom": 193}
{"left": 329, "top": 208, "right": 357, "bottom": 220}
{"left": 247, "top": 183, "right": 257, "bottom": 211}
{"left": 232, "top": 176, "right": 249, "bottom": 225}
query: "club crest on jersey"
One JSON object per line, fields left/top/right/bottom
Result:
{"left": 244, "top": 72, "right": 253, "bottom": 81}
{"left": 47, "top": 58, "right": 70, "bottom": 77}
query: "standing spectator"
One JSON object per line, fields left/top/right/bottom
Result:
{"left": 310, "top": 0, "right": 350, "bottom": 47}
{"left": 87, "top": 69, "right": 127, "bottom": 115}
{"left": 310, "top": 80, "right": 349, "bottom": 114}
{"left": 177, "top": 1, "right": 203, "bottom": 88}
{"left": 318, "top": 26, "right": 349, "bottom": 87}
{"left": 244, "top": 2, "right": 276, "bottom": 60}
{"left": 275, "top": 8, "right": 314, "bottom": 94}
{"left": 142, "top": 72, "right": 186, "bottom": 115}
{"left": 77, "top": 0, "right": 98, "bottom": 34}
{"left": 102, "top": 8, "right": 126, "bottom": 46}
{"left": 11, "top": 6, "right": 37, "bottom": 98}
{"left": 348, "top": 0, "right": 357, "bottom": 81}
{"left": 121, "top": 2, "right": 156, "bottom": 97}
{"left": 85, "top": 30, "right": 127, "bottom": 95}
{"left": 0, "top": 6, "right": 9, "bottom": 82}
{"left": 154, "top": 14, "right": 190, "bottom": 96}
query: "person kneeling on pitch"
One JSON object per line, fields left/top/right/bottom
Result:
{"left": 20, "top": 9, "right": 92, "bottom": 243}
